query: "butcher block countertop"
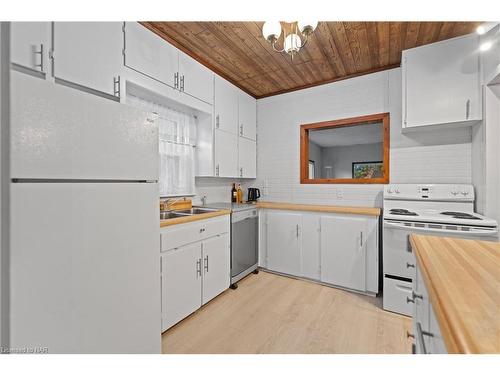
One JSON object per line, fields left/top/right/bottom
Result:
{"left": 160, "top": 209, "right": 231, "bottom": 228}
{"left": 256, "top": 201, "right": 380, "bottom": 216}
{"left": 410, "top": 234, "right": 500, "bottom": 353}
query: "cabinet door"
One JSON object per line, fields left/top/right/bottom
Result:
{"left": 124, "top": 22, "right": 178, "bottom": 88}
{"left": 215, "top": 76, "right": 238, "bottom": 134}
{"left": 202, "top": 234, "right": 230, "bottom": 305}
{"left": 53, "top": 22, "right": 123, "bottom": 97}
{"left": 301, "top": 214, "right": 321, "bottom": 280}
{"left": 215, "top": 129, "right": 238, "bottom": 177}
{"left": 11, "top": 22, "right": 50, "bottom": 73}
{"left": 267, "top": 211, "right": 301, "bottom": 276}
{"left": 320, "top": 215, "right": 367, "bottom": 291}
{"left": 178, "top": 51, "right": 214, "bottom": 104}
{"left": 161, "top": 243, "right": 202, "bottom": 331}
{"left": 238, "top": 91, "right": 256, "bottom": 140}
{"left": 238, "top": 137, "right": 256, "bottom": 178}
{"left": 403, "top": 34, "right": 481, "bottom": 128}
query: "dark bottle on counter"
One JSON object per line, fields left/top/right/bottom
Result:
{"left": 231, "top": 183, "right": 237, "bottom": 203}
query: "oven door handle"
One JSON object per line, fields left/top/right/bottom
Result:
{"left": 384, "top": 221, "right": 498, "bottom": 236}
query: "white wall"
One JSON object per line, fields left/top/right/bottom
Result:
{"left": 321, "top": 142, "right": 383, "bottom": 179}
{"left": 256, "top": 68, "right": 472, "bottom": 208}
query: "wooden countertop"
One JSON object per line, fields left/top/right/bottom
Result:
{"left": 410, "top": 234, "right": 500, "bottom": 353}
{"left": 160, "top": 209, "right": 231, "bottom": 228}
{"left": 256, "top": 201, "right": 380, "bottom": 216}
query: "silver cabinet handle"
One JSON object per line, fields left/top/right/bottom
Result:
{"left": 113, "top": 76, "right": 121, "bottom": 98}
{"left": 416, "top": 322, "right": 433, "bottom": 354}
{"left": 34, "top": 43, "right": 44, "bottom": 72}
{"left": 466, "top": 99, "right": 471, "bottom": 120}
{"left": 216, "top": 114, "right": 220, "bottom": 128}
{"left": 406, "top": 262, "right": 415, "bottom": 269}
{"left": 360, "top": 231, "right": 363, "bottom": 248}
{"left": 180, "top": 75, "right": 185, "bottom": 91}
{"left": 296, "top": 224, "right": 299, "bottom": 238}
{"left": 412, "top": 291, "right": 423, "bottom": 300}
{"left": 204, "top": 255, "right": 209, "bottom": 273}
{"left": 215, "top": 164, "right": 220, "bottom": 176}
{"left": 240, "top": 124, "right": 243, "bottom": 136}
{"left": 199, "top": 228, "right": 206, "bottom": 233}
{"left": 174, "top": 72, "right": 179, "bottom": 89}
{"left": 196, "top": 258, "right": 202, "bottom": 278}
{"left": 240, "top": 167, "right": 243, "bottom": 177}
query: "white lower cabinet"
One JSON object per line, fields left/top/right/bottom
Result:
{"left": 266, "top": 211, "right": 302, "bottom": 275}
{"left": 160, "top": 216, "right": 230, "bottom": 332}
{"left": 202, "top": 234, "right": 230, "bottom": 304}
{"left": 261, "top": 209, "right": 379, "bottom": 294}
{"left": 411, "top": 265, "right": 447, "bottom": 354}
{"left": 320, "top": 215, "right": 369, "bottom": 291}
{"left": 161, "top": 242, "right": 202, "bottom": 331}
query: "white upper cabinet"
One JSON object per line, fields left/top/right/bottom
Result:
{"left": 215, "top": 75, "right": 239, "bottom": 134}
{"left": 53, "top": 22, "right": 123, "bottom": 97}
{"left": 11, "top": 22, "right": 51, "bottom": 74}
{"left": 320, "top": 215, "right": 368, "bottom": 292}
{"left": 178, "top": 51, "right": 214, "bottom": 105}
{"left": 238, "top": 137, "right": 257, "bottom": 178}
{"left": 266, "top": 211, "right": 302, "bottom": 276}
{"left": 124, "top": 22, "right": 178, "bottom": 88}
{"left": 402, "top": 33, "right": 482, "bottom": 129}
{"left": 214, "top": 129, "right": 238, "bottom": 177}
{"left": 238, "top": 91, "right": 257, "bottom": 140}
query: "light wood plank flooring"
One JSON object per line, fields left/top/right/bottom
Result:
{"left": 162, "top": 271, "right": 412, "bottom": 354}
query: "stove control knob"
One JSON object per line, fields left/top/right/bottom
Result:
{"left": 387, "top": 186, "right": 393, "bottom": 193}
{"left": 451, "top": 190, "right": 458, "bottom": 196}
{"left": 461, "top": 190, "right": 469, "bottom": 196}
{"left": 395, "top": 187, "right": 400, "bottom": 194}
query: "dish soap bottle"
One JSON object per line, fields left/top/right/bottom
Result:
{"left": 231, "top": 183, "right": 237, "bottom": 203}
{"left": 237, "top": 184, "right": 243, "bottom": 203}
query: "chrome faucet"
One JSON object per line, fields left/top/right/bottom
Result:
{"left": 201, "top": 195, "right": 207, "bottom": 206}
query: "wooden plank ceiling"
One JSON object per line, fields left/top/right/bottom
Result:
{"left": 141, "top": 22, "right": 481, "bottom": 98}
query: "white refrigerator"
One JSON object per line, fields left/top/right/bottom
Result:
{"left": 9, "top": 71, "right": 161, "bottom": 353}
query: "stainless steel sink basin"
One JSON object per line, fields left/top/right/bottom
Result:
{"left": 176, "top": 207, "right": 219, "bottom": 215}
{"left": 160, "top": 211, "right": 189, "bottom": 220}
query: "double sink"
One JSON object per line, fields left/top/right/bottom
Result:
{"left": 160, "top": 207, "right": 219, "bottom": 220}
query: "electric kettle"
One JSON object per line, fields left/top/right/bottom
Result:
{"left": 247, "top": 188, "right": 261, "bottom": 202}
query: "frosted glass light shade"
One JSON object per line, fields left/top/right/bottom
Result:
{"left": 298, "top": 20, "right": 318, "bottom": 35}
{"left": 284, "top": 33, "right": 302, "bottom": 54}
{"left": 263, "top": 21, "right": 282, "bottom": 42}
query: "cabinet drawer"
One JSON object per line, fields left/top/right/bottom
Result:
{"left": 161, "top": 215, "right": 230, "bottom": 252}
{"left": 383, "top": 277, "right": 413, "bottom": 316}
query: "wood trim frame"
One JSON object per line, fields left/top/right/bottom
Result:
{"left": 300, "top": 112, "right": 390, "bottom": 184}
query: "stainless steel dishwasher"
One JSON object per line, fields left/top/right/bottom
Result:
{"left": 230, "top": 207, "right": 259, "bottom": 289}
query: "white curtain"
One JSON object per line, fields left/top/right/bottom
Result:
{"left": 127, "top": 94, "right": 197, "bottom": 197}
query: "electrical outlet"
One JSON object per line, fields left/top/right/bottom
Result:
{"left": 336, "top": 188, "right": 344, "bottom": 199}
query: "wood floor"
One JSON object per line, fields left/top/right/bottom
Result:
{"left": 162, "top": 271, "right": 412, "bottom": 354}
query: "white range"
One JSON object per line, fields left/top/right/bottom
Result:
{"left": 382, "top": 184, "right": 498, "bottom": 316}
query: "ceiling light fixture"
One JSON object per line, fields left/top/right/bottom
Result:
{"left": 262, "top": 21, "right": 318, "bottom": 60}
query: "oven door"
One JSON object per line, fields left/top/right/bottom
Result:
{"left": 383, "top": 221, "right": 417, "bottom": 280}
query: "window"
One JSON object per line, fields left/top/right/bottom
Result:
{"left": 300, "top": 113, "right": 390, "bottom": 184}
{"left": 127, "top": 94, "right": 197, "bottom": 197}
